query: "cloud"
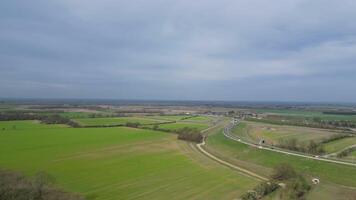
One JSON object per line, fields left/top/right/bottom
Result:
{"left": 1, "top": 0, "right": 356, "bottom": 101}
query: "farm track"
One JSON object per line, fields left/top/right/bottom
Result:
{"left": 195, "top": 120, "right": 268, "bottom": 181}
{"left": 196, "top": 139, "right": 268, "bottom": 181}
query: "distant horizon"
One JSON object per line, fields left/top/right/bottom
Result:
{"left": 1, "top": 97, "right": 356, "bottom": 106}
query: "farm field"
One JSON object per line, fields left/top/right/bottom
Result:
{"left": 181, "top": 116, "right": 211, "bottom": 122}
{"left": 231, "top": 121, "right": 339, "bottom": 146}
{"left": 147, "top": 115, "right": 188, "bottom": 121}
{"left": 156, "top": 122, "right": 209, "bottom": 132}
{"left": 323, "top": 137, "right": 356, "bottom": 154}
{"left": 74, "top": 117, "right": 167, "bottom": 126}
{"left": 0, "top": 120, "right": 258, "bottom": 200}
{"left": 0, "top": 120, "right": 67, "bottom": 131}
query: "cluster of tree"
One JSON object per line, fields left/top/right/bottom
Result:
{"left": 176, "top": 127, "right": 203, "bottom": 143}
{"left": 0, "top": 170, "right": 85, "bottom": 200}
{"left": 337, "top": 146, "right": 356, "bottom": 158}
{"left": 40, "top": 115, "right": 80, "bottom": 127}
{"left": 0, "top": 112, "right": 80, "bottom": 128}
{"left": 241, "top": 164, "right": 311, "bottom": 200}
{"left": 180, "top": 116, "right": 196, "bottom": 120}
{"left": 277, "top": 139, "right": 325, "bottom": 155}
{"left": 240, "top": 182, "right": 279, "bottom": 200}
{"left": 271, "top": 164, "right": 311, "bottom": 200}
{"left": 0, "top": 112, "right": 39, "bottom": 121}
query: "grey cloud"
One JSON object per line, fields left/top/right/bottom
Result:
{"left": 1, "top": 0, "right": 356, "bottom": 101}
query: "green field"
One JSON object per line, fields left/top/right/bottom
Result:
{"left": 74, "top": 117, "right": 166, "bottom": 126}
{"left": 205, "top": 126, "right": 356, "bottom": 199}
{"left": 0, "top": 120, "right": 258, "bottom": 200}
{"left": 182, "top": 116, "right": 211, "bottom": 122}
{"left": 231, "top": 121, "right": 338, "bottom": 146}
{"left": 147, "top": 115, "right": 187, "bottom": 121}
{"left": 323, "top": 137, "right": 356, "bottom": 154}
{"left": 157, "top": 122, "right": 209, "bottom": 132}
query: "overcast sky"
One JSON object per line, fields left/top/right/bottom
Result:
{"left": 1, "top": 0, "right": 356, "bottom": 102}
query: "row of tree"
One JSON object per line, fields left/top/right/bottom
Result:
{"left": 0, "top": 112, "right": 80, "bottom": 128}
{"left": 277, "top": 139, "right": 325, "bottom": 155}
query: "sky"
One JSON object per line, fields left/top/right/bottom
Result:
{"left": 1, "top": 0, "right": 356, "bottom": 102}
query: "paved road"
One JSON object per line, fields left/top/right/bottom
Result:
{"left": 224, "top": 121, "right": 356, "bottom": 167}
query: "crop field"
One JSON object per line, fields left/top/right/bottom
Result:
{"left": 157, "top": 122, "right": 209, "bottom": 132}
{"left": 205, "top": 130, "right": 356, "bottom": 199}
{"left": 231, "top": 121, "right": 338, "bottom": 146}
{"left": 0, "top": 120, "right": 258, "bottom": 200}
{"left": 323, "top": 137, "right": 356, "bottom": 154}
{"left": 74, "top": 117, "right": 167, "bottom": 126}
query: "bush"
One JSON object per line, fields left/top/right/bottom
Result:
{"left": 176, "top": 127, "right": 203, "bottom": 143}
{"left": 271, "top": 163, "right": 297, "bottom": 181}
{"left": 271, "top": 164, "right": 311, "bottom": 200}
{"left": 240, "top": 182, "right": 279, "bottom": 200}
{"left": 125, "top": 122, "right": 141, "bottom": 128}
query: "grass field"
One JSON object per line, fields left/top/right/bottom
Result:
{"left": 147, "top": 115, "right": 187, "bottom": 121}
{"left": 181, "top": 116, "right": 211, "bottom": 122}
{"left": 205, "top": 127, "right": 356, "bottom": 199}
{"left": 231, "top": 121, "right": 338, "bottom": 146}
{"left": 157, "top": 122, "right": 209, "bottom": 132}
{"left": 0, "top": 120, "right": 258, "bottom": 200}
{"left": 323, "top": 137, "right": 356, "bottom": 154}
{"left": 74, "top": 117, "right": 166, "bottom": 126}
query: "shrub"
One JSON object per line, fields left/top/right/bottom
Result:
{"left": 176, "top": 127, "right": 203, "bottom": 143}
{"left": 271, "top": 163, "right": 297, "bottom": 181}
{"left": 240, "top": 182, "right": 279, "bottom": 200}
{"left": 125, "top": 122, "right": 141, "bottom": 128}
